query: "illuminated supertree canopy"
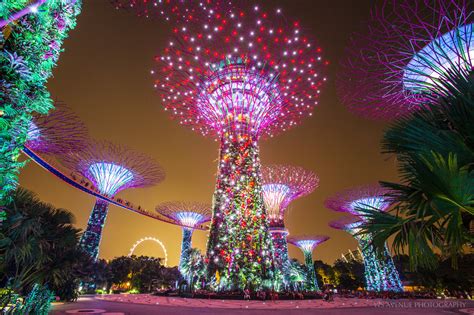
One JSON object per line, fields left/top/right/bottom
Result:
{"left": 287, "top": 235, "right": 329, "bottom": 292}
{"left": 262, "top": 164, "right": 319, "bottom": 226}
{"left": 155, "top": 201, "right": 211, "bottom": 278}
{"left": 338, "top": 0, "right": 474, "bottom": 120}
{"left": 326, "top": 187, "right": 404, "bottom": 293}
{"left": 25, "top": 102, "right": 88, "bottom": 155}
{"left": 324, "top": 184, "right": 391, "bottom": 217}
{"left": 59, "top": 140, "right": 165, "bottom": 260}
{"left": 153, "top": 3, "right": 327, "bottom": 291}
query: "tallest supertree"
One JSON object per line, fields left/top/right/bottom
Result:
{"left": 153, "top": 4, "right": 327, "bottom": 290}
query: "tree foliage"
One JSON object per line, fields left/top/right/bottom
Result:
{"left": 359, "top": 70, "right": 474, "bottom": 270}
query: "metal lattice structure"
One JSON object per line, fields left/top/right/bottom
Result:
{"left": 338, "top": 0, "right": 474, "bottom": 120}
{"left": 262, "top": 164, "right": 319, "bottom": 226}
{"left": 287, "top": 235, "right": 329, "bottom": 292}
{"left": 152, "top": 3, "right": 327, "bottom": 291}
{"left": 324, "top": 184, "right": 392, "bottom": 217}
{"left": 26, "top": 102, "right": 88, "bottom": 154}
{"left": 59, "top": 140, "right": 165, "bottom": 195}
{"left": 155, "top": 201, "right": 212, "bottom": 229}
{"left": 58, "top": 140, "right": 165, "bottom": 260}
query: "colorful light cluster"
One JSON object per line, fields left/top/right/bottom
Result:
{"left": 25, "top": 103, "right": 88, "bottom": 154}
{"left": 288, "top": 235, "right": 329, "bottom": 292}
{"left": 59, "top": 140, "right": 165, "bottom": 260}
{"left": 151, "top": 3, "right": 327, "bottom": 291}
{"left": 326, "top": 185, "right": 403, "bottom": 292}
{"left": 0, "top": 0, "right": 81, "bottom": 222}
{"left": 338, "top": 0, "right": 474, "bottom": 120}
{"left": 155, "top": 201, "right": 211, "bottom": 279}
{"left": 111, "top": 0, "right": 230, "bottom": 23}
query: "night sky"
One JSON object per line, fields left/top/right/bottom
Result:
{"left": 19, "top": 0, "right": 399, "bottom": 266}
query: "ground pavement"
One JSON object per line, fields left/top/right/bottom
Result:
{"left": 51, "top": 295, "right": 474, "bottom": 315}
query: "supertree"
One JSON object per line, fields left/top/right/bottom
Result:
{"left": 338, "top": 0, "right": 474, "bottom": 120}
{"left": 59, "top": 140, "right": 165, "bottom": 260}
{"left": 152, "top": 3, "right": 327, "bottom": 290}
{"left": 261, "top": 164, "right": 319, "bottom": 284}
{"left": 24, "top": 102, "right": 88, "bottom": 155}
{"left": 325, "top": 185, "right": 403, "bottom": 292}
{"left": 155, "top": 201, "right": 211, "bottom": 275}
{"left": 287, "top": 235, "right": 329, "bottom": 292}
{"left": 0, "top": 0, "right": 81, "bottom": 223}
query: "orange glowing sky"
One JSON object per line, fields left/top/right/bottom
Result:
{"left": 19, "top": 0, "right": 398, "bottom": 266}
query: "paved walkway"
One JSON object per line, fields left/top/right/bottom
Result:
{"left": 51, "top": 295, "right": 474, "bottom": 315}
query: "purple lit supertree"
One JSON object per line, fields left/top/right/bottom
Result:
{"left": 338, "top": 0, "right": 474, "bottom": 120}
{"left": 25, "top": 102, "right": 88, "bottom": 155}
{"left": 325, "top": 185, "right": 403, "bottom": 292}
{"left": 59, "top": 140, "right": 165, "bottom": 260}
{"left": 155, "top": 201, "right": 211, "bottom": 274}
{"left": 287, "top": 235, "right": 329, "bottom": 291}
{"left": 152, "top": 4, "right": 327, "bottom": 290}
{"left": 261, "top": 164, "right": 319, "bottom": 283}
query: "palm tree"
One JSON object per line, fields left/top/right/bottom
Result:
{"left": 0, "top": 188, "right": 83, "bottom": 299}
{"left": 359, "top": 70, "right": 474, "bottom": 271}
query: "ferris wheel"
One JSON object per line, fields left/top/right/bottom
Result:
{"left": 128, "top": 237, "right": 168, "bottom": 266}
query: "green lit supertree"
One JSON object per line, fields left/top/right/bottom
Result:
{"left": 288, "top": 235, "right": 329, "bottom": 291}
{"left": 0, "top": 0, "right": 82, "bottom": 223}
{"left": 155, "top": 201, "right": 211, "bottom": 279}
{"left": 326, "top": 185, "right": 404, "bottom": 292}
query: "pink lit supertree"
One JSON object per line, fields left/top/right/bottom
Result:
{"left": 25, "top": 102, "right": 88, "bottom": 155}
{"left": 325, "top": 185, "right": 403, "bottom": 292}
{"left": 261, "top": 164, "right": 319, "bottom": 283}
{"left": 155, "top": 201, "right": 211, "bottom": 275}
{"left": 59, "top": 140, "right": 165, "bottom": 260}
{"left": 338, "top": 0, "right": 474, "bottom": 120}
{"left": 287, "top": 235, "right": 329, "bottom": 292}
{"left": 152, "top": 4, "right": 327, "bottom": 290}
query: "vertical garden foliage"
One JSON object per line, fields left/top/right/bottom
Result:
{"left": 0, "top": 0, "right": 81, "bottom": 222}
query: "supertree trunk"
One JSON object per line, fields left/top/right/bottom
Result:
{"left": 357, "top": 235, "right": 380, "bottom": 291}
{"left": 379, "top": 244, "right": 404, "bottom": 292}
{"left": 357, "top": 234, "right": 404, "bottom": 292}
{"left": 303, "top": 251, "right": 319, "bottom": 291}
{"left": 271, "top": 231, "right": 290, "bottom": 283}
{"left": 179, "top": 227, "right": 193, "bottom": 272}
{"left": 80, "top": 199, "right": 109, "bottom": 260}
{"left": 206, "top": 133, "right": 274, "bottom": 291}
